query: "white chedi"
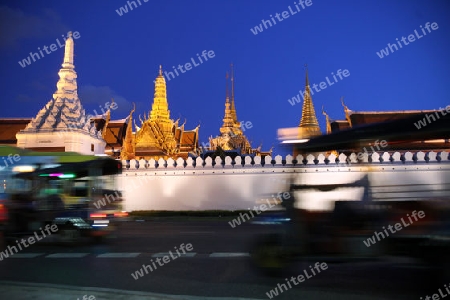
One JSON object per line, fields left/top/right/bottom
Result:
{"left": 16, "top": 31, "right": 106, "bottom": 155}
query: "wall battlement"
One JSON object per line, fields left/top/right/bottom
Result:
{"left": 118, "top": 151, "right": 450, "bottom": 211}
{"left": 121, "top": 151, "right": 450, "bottom": 170}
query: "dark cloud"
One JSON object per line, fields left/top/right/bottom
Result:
{"left": 0, "top": 6, "right": 69, "bottom": 48}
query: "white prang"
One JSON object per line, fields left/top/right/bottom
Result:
{"left": 16, "top": 32, "right": 106, "bottom": 155}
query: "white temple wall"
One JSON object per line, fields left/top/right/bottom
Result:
{"left": 16, "top": 131, "right": 105, "bottom": 155}
{"left": 118, "top": 152, "right": 450, "bottom": 211}
{"left": 17, "top": 132, "right": 64, "bottom": 150}
{"left": 64, "top": 132, "right": 106, "bottom": 155}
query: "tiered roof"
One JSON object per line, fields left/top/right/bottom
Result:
{"left": 20, "top": 32, "right": 103, "bottom": 139}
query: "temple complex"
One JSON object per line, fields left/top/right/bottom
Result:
{"left": 15, "top": 32, "right": 107, "bottom": 155}
{"left": 1, "top": 32, "right": 446, "bottom": 158}
{"left": 204, "top": 65, "right": 272, "bottom": 158}
{"left": 121, "top": 66, "right": 200, "bottom": 160}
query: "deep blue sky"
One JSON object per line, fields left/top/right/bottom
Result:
{"left": 1, "top": 0, "right": 449, "bottom": 155}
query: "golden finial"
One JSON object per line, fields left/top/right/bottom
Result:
{"left": 341, "top": 96, "right": 352, "bottom": 126}
{"left": 106, "top": 97, "right": 115, "bottom": 111}
{"left": 229, "top": 63, "right": 238, "bottom": 123}
{"left": 230, "top": 63, "right": 235, "bottom": 96}
{"left": 159, "top": 65, "right": 162, "bottom": 76}
{"left": 341, "top": 96, "right": 350, "bottom": 112}
{"left": 304, "top": 63, "right": 310, "bottom": 87}
{"left": 225, "top": 72, "right": 230, "bottom": 100}
{"left": 322, "top": 105, "right": 332, "bottom": 134}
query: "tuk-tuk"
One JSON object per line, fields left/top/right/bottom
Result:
{"left": 0, "top": 147, "right": 126, "bottom": 247}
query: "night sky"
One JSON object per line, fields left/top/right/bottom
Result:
{"left": 1, "top": 0, "right": 449, "bottom": 156}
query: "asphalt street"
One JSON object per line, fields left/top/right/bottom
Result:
{"left": 0, "top": 219, "right": 444, "bottom": 299}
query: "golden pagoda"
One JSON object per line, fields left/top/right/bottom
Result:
{"left": 122, "top": 66, "right": 199, "bottom": 160}
{"left": 298, "top": 66, "right": 321, "bottom": 138}
{"left": 207, "top": 64, "right": 272, "bottom": 156}
{"left": 293, "top": 66, "right": 322, "bottom": 156}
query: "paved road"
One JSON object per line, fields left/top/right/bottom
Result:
{"left": 0, "top": 219, "right": 443, "bottom": 299}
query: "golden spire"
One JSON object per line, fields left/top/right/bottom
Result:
{"left": 220, "top": 72, "right": 234, "bottom": 134}
{"left": 226, "top": 72, "right": 230, "bottom": 100}
{"left": 299, "top": 65, "right": 321, "bottom": 137}
{"left": 121, "top": 103, "right": 136, "bottom": 160}
{"left": 150, "top": 65, "right": 171, "bottom": 122}
{"left": 134, "top": 66, "right": 178, "bottom": 157}
{"left": 230, "top": 63, "right": 238, "bottom": 124}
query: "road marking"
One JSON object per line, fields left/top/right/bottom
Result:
{"left": 209, "top": 253, "right": 250, "bottom": 257}
{"left": 46, "top": 253, "right": 89, "bottom": 258}
{"left": 6, "top": 252, "right": 253, "bottom": 258}
{"left": 10, "top": 253, "right": 45, "bottom": 258}
{"left": 152, "top": 252, "right": 196, "bottom": 257}
{"left": 179, "top": 231, "right": 215, "bottom": 234}
{"left": 97, "top": 253, "right": 141, "bottom": 258}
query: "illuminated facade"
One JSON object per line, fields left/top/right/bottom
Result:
{"left": 206, "top": 65, "right": 272, "bottom": 157}
{"left": 121, "top": 66, "right": 200, "bottom": 160}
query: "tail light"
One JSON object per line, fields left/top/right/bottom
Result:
{"left": 0, "top": 204, "right": 7, "bottom": 222}
{"left": 114, "top": 212, "right": 128, "bottom": 217}
{"left": 90, "top": 213, "right": 107, "bottom": 218}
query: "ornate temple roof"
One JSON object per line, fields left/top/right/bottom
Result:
{"left": 0, "top": 118, "right": 31, "bottom": 145}
{"left": 102, "top": 120, "right": 128, "bottom": 148}
{"left": 319, "top": 100, "right": 450, "bottom": 152}
{"left": 329, "top": 120, "right": 351, "bottom": 132}
{"left": 20, "top": 32, "right": 102, "bottom": 140}
{"left": 348, "top": 110, "right": 438, "bottom": 126}
{"left": 207, "top": 65, "right": 269, "bottom": 157}
{"left": 120, "top": 106, "right": 135, "bottom": 160}
{"left": 127, "top": 67, "right": 199, "bottom": 160}
{"left": 0, "top": 115, "right": 119, "bottom": 147}
{"left": 328, "top": 99, "right": 442, "bottom": 132}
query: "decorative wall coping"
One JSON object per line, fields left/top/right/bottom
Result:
{"left": 120, "top": 151, "right": 450, "bottom": 170}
